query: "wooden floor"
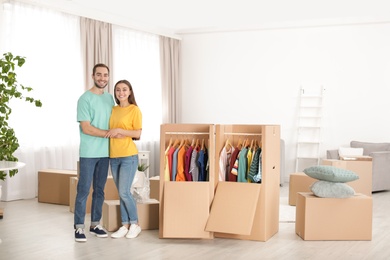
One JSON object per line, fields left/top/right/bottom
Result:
{"left": 0, "top": 184, "right": 389, "bottom": 260}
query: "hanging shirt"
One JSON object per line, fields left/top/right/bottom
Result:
{"left": 237, "top": 147, "right": 249, "bottom": 183}
{"left": 171, "top": 147, "right": 179, "bottom": 181}
{"left": 218, "top": 147, "right": 229, "bottom": 181}
{"left": 248, "top": 147, "right": 262, "bottom": 183}
{"left": 164, "top": 146, "right": 171, "bottom": 181}
{"left": 176, "top": 145, "right": 187, "bottom": 181}
{"left": 184, "top": 145, "right": 194, "bottom": 181}
{"left": 197, "top": 149, "right": 208, "bottom": 181}
{"left": 167, "top": 146, "right": 176, "bottom": 181}
{"left": 228, "top": 147, "right": 240, "bottom": 182}
{"left": 246, "top": 148, "right": 253, "bottom": 181}
{"left": 190, "top": 146, "right": 200, "bottom": 181}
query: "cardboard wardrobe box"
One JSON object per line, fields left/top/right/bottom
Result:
{"left": 102, "top": 200, "right": 159, "bottom": 231}
{"left": 159, "top": 124, "right": 280, "bottom": 242}
{"left": 288, "top": 172, "right": 316, "bottom": 206}
{"left": 69, "top": 176, "right": 119, "bottom": 213}
{"left": 321, "top": 158, "right": 372, "bottom": 196}
{"left": 38, "top": 169, "right": 77, "bottom": 205}
{"left": 295, "top": 192, "right": 372, "bottom": 241}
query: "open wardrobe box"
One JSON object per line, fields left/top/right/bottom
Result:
{"left": 159, "top": 124, "right": 280, "bottom": 241}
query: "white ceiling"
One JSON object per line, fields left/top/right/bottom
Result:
{"left": 21, "top": 0, "right": 390, "bottom": 38}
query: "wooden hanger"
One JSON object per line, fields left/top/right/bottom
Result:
{"left": 178, "top": 138, "right": 185, "bottom": 149}
{"left": 224, "top": 138, "right": 232, "bottom": 150}
{"left": 195, "top": 139, "right": 199, "bottom": 149}
{"left": 167, "top": 137, "right": 173, "bottom": 149}
{"left": 237, "top": 138, "right": 243, "bottom": 149}
{"left": 173, "top": 138, "right": 180, "bottom": 148}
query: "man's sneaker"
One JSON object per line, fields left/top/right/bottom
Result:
{"left": 75, "top": 228, "right": 87, "bottom": 242}
{"left": 126, "top": 224, "right": 141, "bottom": 239}
{"left": 89, "top": 225, "right": 108, "bottom": 238}
{"left": 111, "top": 226, "right": 129, "bottom": 239}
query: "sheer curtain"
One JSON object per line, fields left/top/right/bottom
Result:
{"left": 0, "top": 2, "right": 83, "bottom": 200}
{"left": 112, "top": 26, "right": 162, "bottom": 177}
{"left": 160, "top": 36, "right": 181, "bottom": 124}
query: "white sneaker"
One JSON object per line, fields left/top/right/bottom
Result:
{"left": 111, "top": 226, "right": 129, "bottom": 238}
{"left": 126, "top": 224, "right": 141, "bottom": 239}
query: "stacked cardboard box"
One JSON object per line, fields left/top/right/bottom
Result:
{"left": 102, "top": 176, "right": 160, "bottom": 231}
{"left": 288, "top": 172, "right": 317, "bottom": 206}
{"left": 149, "top": 176, "right": 160, "bottom": 200}
{"left": 102, "top": 200, "right": 159, "bottom": 231}
{"left": 38, "top": 169, "right": 77, "bottom": 205}
{"left": 295, "top": 192, "right": 372, "bottom": 240}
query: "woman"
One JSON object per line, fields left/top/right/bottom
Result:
{"left": 105, "top": 79, "right": 142, "bottom": 239}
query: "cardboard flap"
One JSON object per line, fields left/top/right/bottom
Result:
{"left": 205, "top": 182, "right": 261, "bottom": 235}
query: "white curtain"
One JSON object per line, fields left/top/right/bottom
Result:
{"left": 0, "top": 2, "right": 83, "bottom": 200}
{"left": 0, "top": 2, "right": 163, "bottom": 201}
{"left": 112, "top": 26, "right": 162, "bottom": 177}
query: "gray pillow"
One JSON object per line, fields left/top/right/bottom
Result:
{"left": 310, "top": 180, "right": 355, "bottom": 198}
{"left": 303, "top": 165, "right": 359, "bottom": 183}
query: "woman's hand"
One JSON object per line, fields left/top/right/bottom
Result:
{"left": 105, "top": 128, "right": 124, "bottom": 138}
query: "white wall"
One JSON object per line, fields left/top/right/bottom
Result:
{"left": 180, "top": 22, "right": 390, "bottom": 182}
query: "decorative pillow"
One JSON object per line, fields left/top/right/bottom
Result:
{"left": 310, "top": 180, "right": 355, "bottom": 198}
{"left": 338, "top": 147, "right": 363, "bottom": 157}
{"left": 303, "top": 165, "right": 359, "bottom": 182}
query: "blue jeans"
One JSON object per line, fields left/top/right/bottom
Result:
{"left": 74, "top": 157, "right": 109, "bottom": 229}
{"left": 110, "top": 155, "right": 139, "bottom": 225}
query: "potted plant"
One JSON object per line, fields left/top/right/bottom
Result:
{"left": 131, "top": 163, "right": 150, "bottom": 202}
{"left": 0, "top": 52, "right": 42, "bottom": 180}
{"left": 137, "top": 163, "right": 150, "bottom": 173}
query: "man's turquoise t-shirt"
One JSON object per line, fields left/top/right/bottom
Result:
{"left": 77, "top": 90, "right": 114, "bottom": 158}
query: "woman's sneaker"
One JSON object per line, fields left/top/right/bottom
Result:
{"left": 75, "top": 228, "right": 87, "bottom": 242}
{"left": 89, "top": 225, "right": 108, "bottom": 238}
{"left": 126, "top": 224, "right": 141, "bottom": 239}
{"left": 111, "top": 226, "right": 129, "bottom": 238}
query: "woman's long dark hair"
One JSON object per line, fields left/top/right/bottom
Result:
{"left": 114, "top": 79, "right": 138, "bottom": 106}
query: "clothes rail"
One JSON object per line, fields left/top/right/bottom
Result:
{"left": 223, "top": 133, "right": 262, "bottom": 136}
{"left": 165, "top": 132, "right": 210, "bottom": 135}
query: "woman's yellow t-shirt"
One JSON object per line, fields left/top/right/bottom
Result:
{"left": 109, "top": 104, "right": 142, "bottom": 158}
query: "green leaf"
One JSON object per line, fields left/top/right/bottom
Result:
{"left": 0, "top": 52, "right": 42, "bottom": 180}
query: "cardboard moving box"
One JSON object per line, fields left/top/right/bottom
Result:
{"left": 288, "top": 172, "right": 316, "bottom": 206}
{"left": 38, "top": 169, "right": 77, "bottom": 205}
{"left": 321, "top": 159, "right": 372, "bottom": 196}
{"left": 295, "top": 192, "right": 372, "bottom": 241}
{"left": 69, "top": 176, "right": 119, "bottom": 213}
{"left": 103, "top": 200, "right": 159, "bottom": 231}
{"left": 149, "top": 176, "right": 160, "bottom": 201}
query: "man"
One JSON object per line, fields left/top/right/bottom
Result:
{"left": 74, "top": 63, "right": 115, "bottom": 242}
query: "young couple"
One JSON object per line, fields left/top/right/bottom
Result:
{"left": 74, "top": 63, "right": 142, "bottom": 242}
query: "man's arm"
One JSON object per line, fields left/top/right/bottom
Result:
{"left": 80, "top": 121, "right": 108, "bottom": 137}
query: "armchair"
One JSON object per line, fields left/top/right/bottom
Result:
{"left": 327, "top": 141, "right": 390, "bottom": 192}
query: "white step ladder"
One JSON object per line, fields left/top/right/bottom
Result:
{"left": 295, "top": 87, "right": 325, "bottom": 172}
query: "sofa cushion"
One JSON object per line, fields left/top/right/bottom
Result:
{"left": 310, "top": 180, "right": 355, "bottom": 198}
{"left": 303, "top": 165, "right": 359, "bottom": 182}
{"left": 350, "top": 141, "right": 390, "bottom": 155}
